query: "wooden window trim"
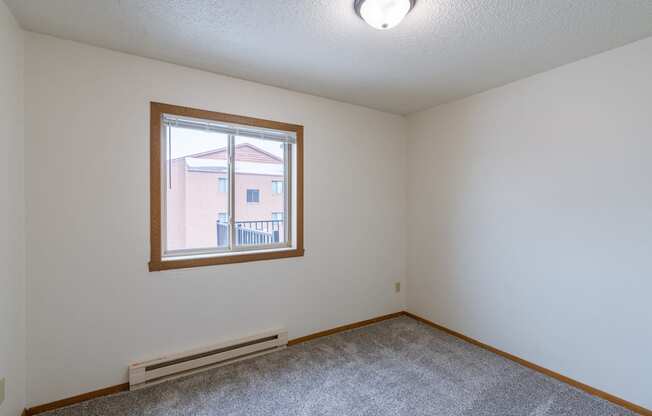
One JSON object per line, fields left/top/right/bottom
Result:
{"left": 149, "top": 102, "right": 304, "bottom": 272}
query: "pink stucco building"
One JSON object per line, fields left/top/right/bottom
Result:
{"left": 166, "top": 143, "right": 285, "bottom": 250}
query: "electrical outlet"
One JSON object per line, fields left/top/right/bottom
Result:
{"left": 0, "top": 377, "right": 5, "bottom": 406}
{"left": 395, "top": 282, "right": 401, "bottom": 293}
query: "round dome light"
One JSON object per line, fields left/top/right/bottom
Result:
{"left": 354, "top": 0, "right": 416, "bottom": 30}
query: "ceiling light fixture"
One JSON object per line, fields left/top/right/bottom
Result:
{"left": 354, "top": 0, "right": 416, "bottom": 30}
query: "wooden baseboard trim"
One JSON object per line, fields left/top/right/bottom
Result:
{"left": 287, "top": 311, "right": 405, "bottom": 346}
{"left": 25, "top": 383, "right": 129, "bottom": 415}
{"left": 24, "top": 312, "right": 405, "bottom": 414}
{"left": 403, "top": 311, "right": 651, "bottom": 416}
{"left": 26, "top": 311, "right": 648, "bottom": 416}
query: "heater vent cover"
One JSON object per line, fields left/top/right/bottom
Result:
{"left": 129, "top": 328, "right": 288, "bottom": 390}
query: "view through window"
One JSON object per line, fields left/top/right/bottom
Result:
{"left": 162, "top": 113, "right": 294, "bottom": 257}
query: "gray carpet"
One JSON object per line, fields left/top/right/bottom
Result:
{"left": 44, "top": 316, "right": 635, "bottom": 415}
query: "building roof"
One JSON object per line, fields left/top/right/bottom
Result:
{"left": 181, "top": 143, "right": 284, "bottom": 175}
{"left": 181, "top": 143, "right": 283, "bottom": 164}
{"left": 185, "top": 157, "right": 283, "bottom": 176}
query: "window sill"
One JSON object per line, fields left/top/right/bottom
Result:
{"left": 149, "top": 247, "right": 305, "bottom": 271}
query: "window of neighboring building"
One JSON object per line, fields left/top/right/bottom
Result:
{"left": 246, "top": 189, "right": 260, "bottom": 203}
{"left": 272, "top": 180, "right": 283, "bottom": 194}
{"left": 218, "top": 177, "right": 228, "bottom": 193}
{"left": 149, "top": 102, "right": 304, "bottom": 271}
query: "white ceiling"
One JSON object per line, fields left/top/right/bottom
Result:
{"left": 6, "top": 0, "right": 652, "bottom": 114}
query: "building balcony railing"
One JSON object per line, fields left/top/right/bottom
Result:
{"left": 216, "top": 219, "right": 283, "bottom": 247}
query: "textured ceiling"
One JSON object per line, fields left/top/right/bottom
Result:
{"left": 6, "top": 0, "right": 652, "bottom": 114}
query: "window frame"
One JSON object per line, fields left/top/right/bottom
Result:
{"left": 149, "top": 102, "right": 304, "bottom": 271}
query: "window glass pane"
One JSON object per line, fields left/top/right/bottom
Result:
{"left": 218, "top": 177, "right": 228, "bottom": 193}
{"left": 165, "top": 126, "right": 229, "bottom": 251}
{"left": 246, "top": 189, "right": 260, "bottom": 203}
{"left": 234, "top": 136, "right": 286, "bottom": 246}
{"left": 272, "top": 180, "right": 283, "bottom": 194}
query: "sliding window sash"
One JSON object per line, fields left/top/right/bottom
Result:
{"left": 227, "top": 134, "right": 236, "bottom": 250}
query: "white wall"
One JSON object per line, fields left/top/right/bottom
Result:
{"left": 407, "top": 36, "right": 652, "bottom": 408}
{"left": 0, "top": 2, "right": 26, "bottom": 416}
{"left": 21, "top": 23, "right": 652, "bottom": 410}
{"left": 24, "top": 32, "right": 407, "bottom": 406}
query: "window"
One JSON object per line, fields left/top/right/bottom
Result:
{"left": 149, "top": 102, "right": 304, "bottom": 271}
{"left": 246, "top": 189, "right": 260, "bottom": 203}
{"left": 272, "top": 180, "right": 283, "bottom": 194}
{"left": 218, "top": 177, "right": 228, "bottom": 193}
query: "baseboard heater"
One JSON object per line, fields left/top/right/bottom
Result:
{"left": 128, "top": 328, "right": 288, "bottom": 390}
